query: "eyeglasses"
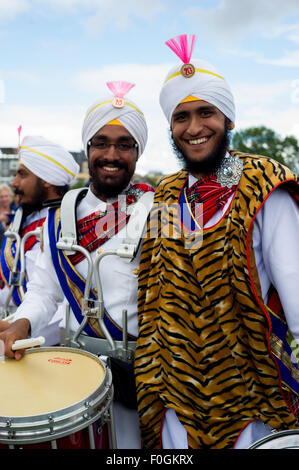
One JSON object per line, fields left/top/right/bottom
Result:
{"left": 88, "top": 138, "right": 138, "bottom": 153}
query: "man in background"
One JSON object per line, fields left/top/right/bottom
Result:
{"left": 0, "top": 135, "right": 79, "bottom": 345}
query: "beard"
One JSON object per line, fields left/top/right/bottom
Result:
{"left": 170, "top": 121, "right": 232, "bottom": 176}
{"left": 88, "top": 158, "right": 133, "bottom": 199}
{"left": 14, "top": 178, "right": 48, "bottom": 216}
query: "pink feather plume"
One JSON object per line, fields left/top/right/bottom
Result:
{"left": 17, "top": 125, "right": 22, "bottom": 147}
{"left": 165, "top": 34, "right": 196, "bottom": 64}
{"left": 106, "top": 81, "right": 135, "bottom": 98}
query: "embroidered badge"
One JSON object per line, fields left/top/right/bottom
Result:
{"left": 180, "top": 63, "right": 195, "bottom": 78}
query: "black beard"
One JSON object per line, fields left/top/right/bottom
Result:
{"left": 14, "top": 179, "right": 48, "bottom": 216}
{"left": 88, "top": 159, "right": 131, "bottom": 199}
{"left": 169, "top": 123, "right": 232, "bottom": 176}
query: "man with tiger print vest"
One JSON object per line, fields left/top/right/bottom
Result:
{"left": 0, "top": 82, "right": 154, "bottom": 449}
{"left": 0, "top": 135, "right": 79, "bottom": 345}
{"left": 135, "top": 35, "right": 299, "bottom": 449}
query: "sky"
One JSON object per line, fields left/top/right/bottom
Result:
{"left": 0, "top": 0, "right": 299, "bottom": 176}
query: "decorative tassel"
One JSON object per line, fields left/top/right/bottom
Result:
{"left": 17, "top": 125, "right": 22, "bottom": 154}
{"left": 165, "top": 34, "right": 196, "bottom": 78}
{"left": 17, "top": 125, "right": 22, "bottom": 143}
{"left": 165, "top": 34, "right": 196, "bottom": 64}
{"left": 107, "top": 81, "right": 135, "bottom": 98}
{"left": 107, "top": 81, "right": 135, "bottom": 108}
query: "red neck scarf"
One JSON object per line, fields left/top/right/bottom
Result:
{"left": 186, "top": 174, "right": 236, "bottom": 226}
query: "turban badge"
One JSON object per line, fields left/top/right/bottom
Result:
{"left": 165, "top": 34, "right": 196, "bottom": 78}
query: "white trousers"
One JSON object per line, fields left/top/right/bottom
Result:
{"left": 113, "top": 402, "right": 141, "bottom": 449}
{"left": 162, "top": 409, "right": 274, "bottom": 449}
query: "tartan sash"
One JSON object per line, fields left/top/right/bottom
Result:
{"left": 69, "top": 202, "right": 128, "bottom": 266}
{"left": 267, "top": 286, "right": 299, "bottom": 420}
{"left": 69, "top": 183, "right": 154, "bottom": 265}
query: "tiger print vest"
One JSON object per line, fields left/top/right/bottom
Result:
{"left": 135, "top": 152, "right": 299, "bottom": 449}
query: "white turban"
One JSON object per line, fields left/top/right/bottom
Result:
{"left": 19, "top": 136, "right": 79, "bottom": 186}
{"left": 159, "top": 58, "right": 235, "bottom": 125}
{"left": 82, "top": 94, "right": 148, "bottom": 159}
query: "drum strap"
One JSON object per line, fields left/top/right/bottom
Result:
{"left": 58, "top": 187, "right": 88, "bottom": 255}
{"left": 49, "top": 207, "right": 134, "bottom": 339}
{"left": 49, "top": 185, "right": 154, "bottom": 340}
{"left": 0, "top": 208, "right": 45, "bottom": 305}
{"left": 0, "top": 208, "right": 23, "bottom": 291}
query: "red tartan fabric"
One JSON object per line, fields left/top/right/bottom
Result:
{"left": 20, "top": 218, "right": 46, "bottom": 252}
{"left": 186, "top": 174, "right": 237, "bottom": 226}
{"left": 283, "top": 390, "right": 299, "bottom": 424}
{"left": 69, "top": 203, "right": 128, "bottom": 265}
{"left": 69, "top": 183, "right": 154, "bottom": 266}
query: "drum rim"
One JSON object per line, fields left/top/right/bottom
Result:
{"left": 0, "top": 346, "right": 113, "bottom": 442}
{"left": 0, "top": 346, "right": 109, "bottom": 419}
{"left": 249, "top": 429, "right": 299, "bottom": 449}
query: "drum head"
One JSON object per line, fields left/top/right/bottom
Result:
{"left": 0, "top": 347, "right": 106, "bottom": 417}
{"left": 249, "top": 430, "right": 299, "bottom": 449}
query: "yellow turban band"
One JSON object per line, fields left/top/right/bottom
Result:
{"left": 107, "top": 119, "right": 123, "bottom": 126}
{"left": 180, "top": 95, "right": 201, "bottom": 103}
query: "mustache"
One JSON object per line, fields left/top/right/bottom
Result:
{"left": 92, "top": 159, "right": 128, "bottom": 171}
{"left": 14, "top": 189, "right": 24, "bottom": 196}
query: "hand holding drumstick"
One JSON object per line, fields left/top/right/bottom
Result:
{"left": 0, "top": 318, "right": 31, "bottom": 360}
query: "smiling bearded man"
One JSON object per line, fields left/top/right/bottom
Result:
{"left": 0, "top": 81, "right": 154, "bottom": 449}
{"left": 169, "top": 100, "right": 232, "bottom": 177}
{"left": 135, "top": 34, "right": 299, "bottom": 450}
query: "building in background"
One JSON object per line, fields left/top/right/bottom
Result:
{"left": 0, "top": 148, "right": 19, "bottom": 184}
{"left": 0, "top": 148, "right": 89, "bottom": 186}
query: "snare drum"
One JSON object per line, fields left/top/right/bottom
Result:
{"left": 0, "top": 347, "right": 114, "bottom": 449}
{"left": 249, "top": 430, "right": 299, "bottom": 449}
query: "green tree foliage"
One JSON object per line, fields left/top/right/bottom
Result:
{"left": 71, "top": 179, "right": 87, "bottom": 189}
{"left": 232, "top": 126, "right": 299, "bottom": 173}
{"left": 132, "top": 171, "right": 165, "bottom": 188}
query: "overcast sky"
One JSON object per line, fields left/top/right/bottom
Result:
{"left": 0, "top": 0, "right": 299, "bottom": 175}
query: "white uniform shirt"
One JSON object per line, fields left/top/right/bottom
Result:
{"left": 14, "top": 188, "right": 141, "bottom": 338}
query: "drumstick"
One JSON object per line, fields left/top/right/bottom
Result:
{"left": 12, "top": 336, "right": 45, "bottom": 351}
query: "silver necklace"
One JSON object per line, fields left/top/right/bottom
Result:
{"left": 215, "top": 153, "right": 243, "bottom": 188}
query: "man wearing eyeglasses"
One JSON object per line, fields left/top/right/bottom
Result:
{"left": 87, "top": 125, "right": 139, "bottom": 200}
{"left": 0, "top": 81, "right": 154, "bottom": 449}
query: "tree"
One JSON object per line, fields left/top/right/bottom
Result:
{"left": 231, "top": 126, "right": 299, "bottom": 174}
{"left": 132, "top": 171, "right": 165, "bottom": 188}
